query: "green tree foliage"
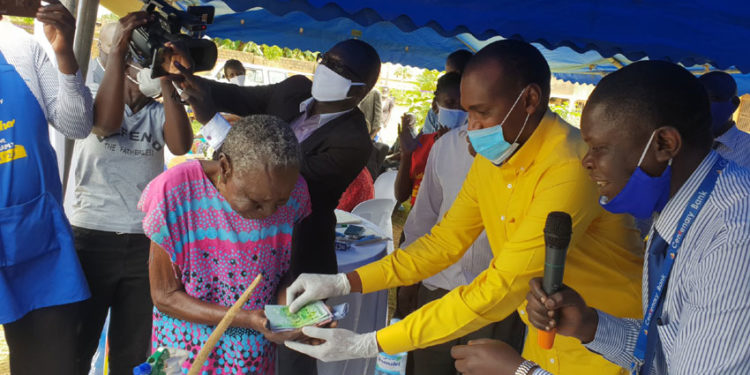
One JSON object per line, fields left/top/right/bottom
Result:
{"left": 549, "top": 103, "right": 582, "bottom": 127}
{"left": 98, "top": 13, "right": 120, "bottom": 24}
{"left": 261, "top": 44, "right": 283, "bottom": 60}
{"left": 211, "top": 37, "right": 318, "bottom": 62}
{"left": 391, "top": 69, "right": 441, "bottom": 128}
{"left": 7, "top": 16, "right": 33, "bottom": 26}
{"left": 416, "top": 69, "right": 439, "bottom": 92}
{"left": 394, "top": 66, "right": 411, "bottom": 80}
{"left": 302, "top": 50, "right": 318, "bottom": 62}
{"left": 241, "top": 41, "right": 263, "bottom": 55}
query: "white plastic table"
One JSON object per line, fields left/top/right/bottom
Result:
{"left": 316, "top": 210, "right": 390, "bottom": 375}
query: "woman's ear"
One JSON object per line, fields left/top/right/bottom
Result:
{"left": 654, "top": 126, "right": 682, "bottom": 163}
{"left": 219, "top": 152, "right": 232, "bottom": 180}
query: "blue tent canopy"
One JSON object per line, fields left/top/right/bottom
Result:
{"left": 206, "top": 0, "right": 750, "bottom": 72}
{"left": 185, "top": 0, "right": 750, "bottom": 93}
{"left": 197, "top": 5, "right": 623, "bottom": 84}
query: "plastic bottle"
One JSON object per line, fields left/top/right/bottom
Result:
{"left": 374, "top": 318, "right": 407, "bottom": 375}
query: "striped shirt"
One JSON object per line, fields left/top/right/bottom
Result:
{"left": 531, "top": 151, "right": 750, "bottom": 375}
{"left": 714, "top": 124, "right": 750, "bottom": 170}
{"left": 0, "top": 21, "right": 93, "bottom": 139}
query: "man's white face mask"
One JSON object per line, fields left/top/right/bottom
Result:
{"left": 311, "top": 64, "right": 365, "bottom": 102}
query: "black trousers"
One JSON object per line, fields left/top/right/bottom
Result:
{"left": 411, "top": 285, "right": 526, "bottom": 375}
{"left": 277, "top": 344, "right": 318, "bottom": 375}
{"left": 72, "top": 227, "right": 153, "bottom": 375}
{"left": 4, "top": 302, "right": 82, "bottom": 375}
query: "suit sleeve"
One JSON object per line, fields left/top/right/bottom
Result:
{"left": 208, "top": 75, "right": 312, "bottom": 116}
{"left": 208, "top": 79, "right": 275, "bottom": 116}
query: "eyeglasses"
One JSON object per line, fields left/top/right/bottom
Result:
{"left": 317, "top": 53, "right": 363, "bottom": 82}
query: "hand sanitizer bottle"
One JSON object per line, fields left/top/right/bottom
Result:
{"left": 374, "top": 318, "right": 407, "bottom": 375}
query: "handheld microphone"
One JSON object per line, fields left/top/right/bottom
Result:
{"left": 538, "top": 211, "right": 572, "bottom": 350}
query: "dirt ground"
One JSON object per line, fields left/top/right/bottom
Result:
{"left": 0, "top": 326, "right": 9, "bottom": 374}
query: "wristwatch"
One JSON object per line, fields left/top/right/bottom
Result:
{"left": 514, "top": 360, "right": 540, "bottom": 375}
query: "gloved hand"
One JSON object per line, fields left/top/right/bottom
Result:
{"left": 286, "top": 273, "right": 351, "bottom": 313}
{"left": 285, "top": 327, "right": 378, "bottom": 362}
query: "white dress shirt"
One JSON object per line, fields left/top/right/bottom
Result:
{"left": 200, "top": 97, "right": 351, "bottom": 149}
{"left": 402, "top": 125, "right": 494, "bottom": 291}
{"left": 714, "top": 124, "right": 750, "bottom": 169}
{"left": 0, "top": 21, "right": 93, "bottom": 139}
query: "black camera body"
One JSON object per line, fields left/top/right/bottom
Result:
{"left": 129, "top": 0, "right": 217, "bottom": 77}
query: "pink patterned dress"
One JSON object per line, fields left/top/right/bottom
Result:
{"left": 138, "top": 160, "right": 311, "bottom": 374}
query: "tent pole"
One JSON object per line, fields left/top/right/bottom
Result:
{"left": 60, "top": 0, "right": 100, "bottom": 200}
{"left": 454, "top": 34, "right": 478, "bottom": 53}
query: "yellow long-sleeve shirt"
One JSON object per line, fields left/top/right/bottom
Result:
{"left": 356, "top": 111, "right": 644, "bottom": 374}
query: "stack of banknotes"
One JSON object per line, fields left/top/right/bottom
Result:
{"left": 265, "top": 301, "right": 335, "bottom": 332}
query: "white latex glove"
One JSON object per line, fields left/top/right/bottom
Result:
{"left": 285, "top": 327, "right": 378, "bottom": 362}
{"left": 286, "top": 273, "right": 351, "bottom": 313}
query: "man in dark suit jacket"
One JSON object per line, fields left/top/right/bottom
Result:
{"left": 174, "top": 39, "right": 380, "bottom": 374}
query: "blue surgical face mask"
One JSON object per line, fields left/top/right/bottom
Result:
{"left": 710, "top": 100, "right": 737, "bottom": 135}
{"left": 437, "top": 105, "right": 468, "bottom": 129}
{"left": 599, "top": 131, "right": 672, "bottom": 219}
{"left": 467, "top": 87, "right": 529, "bottom": 165}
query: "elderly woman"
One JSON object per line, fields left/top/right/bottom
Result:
{"left": 138, "top": 115, "right": 311, "bottom": 374}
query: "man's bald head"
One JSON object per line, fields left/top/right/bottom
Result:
{"left": 699, "top": 71, "right": 738, "bottom": 101}
{"left": 327, "top": 39, "right": 381, "bottom": 90}
{"left": 585, "top": 60, "right": 712, "bottom": 149}
{"left": 445, "top": 49, "right": 473, "bottom": 74}
{"left": 464, "top": 40, "right": 551, "bottom": 105}
{"left": 698, "top": 71, "right": 740, "bottom": 136}
{"left": 97, "top": 22, "right": 117, "bottom": 66}
{"left": 98, "top": 22, "right": 117, "bottom": 55}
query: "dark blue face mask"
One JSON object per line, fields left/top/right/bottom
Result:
{"left": 599, "top": 131, "right": 672, "bottom": 219}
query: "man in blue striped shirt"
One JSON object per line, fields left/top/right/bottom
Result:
{"left": 698, "top": 72, "right": 750, "bottom": 169}
{"left": 450, "top": 61, "right": 750, "bottom": 375}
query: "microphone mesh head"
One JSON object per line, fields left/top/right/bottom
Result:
{"left": 544, "top": 211, "right": 572, "bottom": 248}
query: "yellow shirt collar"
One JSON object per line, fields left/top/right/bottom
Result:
{"left": 499, "top": 109, "right": 563, "bottom": 176}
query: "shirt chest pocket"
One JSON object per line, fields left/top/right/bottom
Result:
{"left": 655, "top": 307, "right": 679, "bottom": 359}
{"left": 501, "top": 180, "right": 530, "bottom": 235}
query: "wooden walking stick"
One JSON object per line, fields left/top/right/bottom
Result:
{"left": 187, "top": 273, "right": 263, "bottom": 375}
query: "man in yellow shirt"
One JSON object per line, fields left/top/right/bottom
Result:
{"left": 285, "top": 40, "right": 643, "bottom": 374}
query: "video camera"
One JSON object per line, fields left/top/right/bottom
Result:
{"left": 129, "top": 0, "right": 218, "bottom": 78}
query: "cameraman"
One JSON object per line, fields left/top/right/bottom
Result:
{"left": 0, "top": 2, "right": 94, "bottom": 375}
{"left": 69, "top": 12, "right": 193, "bottom": 375}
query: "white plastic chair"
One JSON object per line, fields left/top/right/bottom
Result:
{"left": 373, "top": 169, "right": 398, "bottom": 203}
{"left": 352, "top": 198, "right": 395, "bottom": 253}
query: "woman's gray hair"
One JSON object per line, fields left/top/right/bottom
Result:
{"left": 221, "top": 115, "right": 301, "bottom": 174}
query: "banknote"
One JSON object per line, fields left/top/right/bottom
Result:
{"left": 265, "top": 301, "right": 333, "bottom": 332}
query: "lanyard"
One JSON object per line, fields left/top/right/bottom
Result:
{"left": 631, "top": 156, "right": 727, "bottom": 374}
